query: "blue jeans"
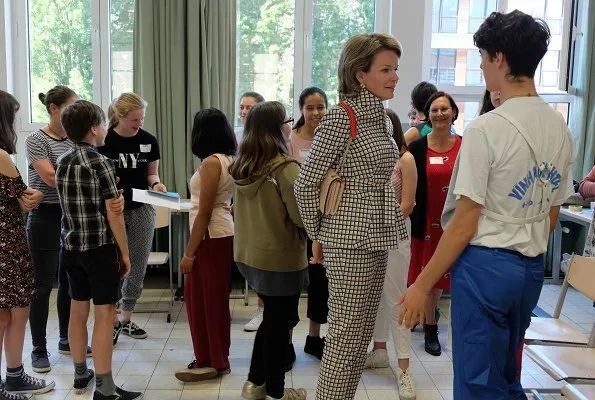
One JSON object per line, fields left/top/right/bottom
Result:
{"left": 451, "top": 246, "right": 544, "bottom": 400}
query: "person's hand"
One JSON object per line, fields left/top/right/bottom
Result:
{"left": 153, "top": 183, "right": 167, "bottom": 192}
{"left": 118, "top": 252, "right": 131, "bottom": 279}
{"left": 108, "top": 190, "right": 125, "bottom": 214}
{"left": 19, "top": 187, "right": 44, "bottom": 211}
{"left": 180, "top": 254, "right": 195, "bottom": 274}
{"left": 310, "top": 240, "right": 324, "bottom": 264}
{"left": 397, "top": 282, "right": 429, "bottom": 329}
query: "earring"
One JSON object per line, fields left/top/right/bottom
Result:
{"left": 360, "top": 82, "right": 366, "bottom": 89}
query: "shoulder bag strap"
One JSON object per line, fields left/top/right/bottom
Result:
{"left": 336, "top": 101, "right": 357, "bottom": 175}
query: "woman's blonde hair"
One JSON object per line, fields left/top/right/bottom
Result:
{"left": 108, "top": 92, "right": 147, "bottom": 129}
{"left": 338, "top": 33, "right": 402, "bottom": 99}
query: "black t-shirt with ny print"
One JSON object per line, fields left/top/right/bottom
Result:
{"left": 98, "top": 128, "right": 160, "bottom": 210}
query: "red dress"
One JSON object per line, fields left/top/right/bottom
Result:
{"left": 408, "top": 136, "right": 462, "bottom": 290}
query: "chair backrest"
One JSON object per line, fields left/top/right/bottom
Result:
{"left": 154, "top": 206, "right": 169, "bottom": 229}
{"left": 566, "top": 255, "right": 595, "bottom": 301}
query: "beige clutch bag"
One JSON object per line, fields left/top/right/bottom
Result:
{"left": 319, "top": 101, "right": 356, "bottom": 215}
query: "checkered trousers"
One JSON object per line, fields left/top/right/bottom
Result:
{"left": 294, "top": 88, "right": 408, "bottom": 252}
{"left": 315, "top": 248, "right": 389, "bottom": 400}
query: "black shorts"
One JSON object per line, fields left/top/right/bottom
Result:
{"left": 61, "top": 244, "right": 121, "bottom": 305}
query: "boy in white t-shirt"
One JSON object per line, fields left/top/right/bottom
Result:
{"left": 399, "top": 10, "right": 575, "bottom": 400}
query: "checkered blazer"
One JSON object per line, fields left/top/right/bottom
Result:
{"left": 294, "top": 88, "right": 408, "bottom": 251}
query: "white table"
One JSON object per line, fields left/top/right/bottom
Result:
{"left": 549, "top": 207, "right": 593, "bottom": 284}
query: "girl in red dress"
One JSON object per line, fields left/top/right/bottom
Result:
{"left": 408, "top": 91, "right": 461, "bottom": 356}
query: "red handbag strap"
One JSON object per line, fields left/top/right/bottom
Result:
{"left": 338, "top": 101, "right": 357, "bottom": 138}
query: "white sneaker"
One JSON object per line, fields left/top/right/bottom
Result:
{"left": 397, "top": 368, "right": 416, "bottom": 400}
{"left": 244, "top": 308, "right": 264, "bottom": 332}
{"left": 363, "top": 349, "right": 389, "bottom": 369}
{"left": 266, "top": 388, "right": 307, "bottom": 400}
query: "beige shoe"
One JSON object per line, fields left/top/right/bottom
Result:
{"left": 242, "top": 380, "right": 266, "bottom": 400}
{"left": 363, "top": 348, "right": 389, "bottom": 369}
{"left": 174, "top": 366, "right": 218, "bottom": 382}
{"left": 266, "top": 388, "right": 307, "bottom": 400}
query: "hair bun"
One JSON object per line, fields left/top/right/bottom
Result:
{"left": 38, "top": 93, "right": 46, "bottom": 104}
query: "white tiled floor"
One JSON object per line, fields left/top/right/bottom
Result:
{"left": 6, "top": 284, "right": 594, "bottom": 400}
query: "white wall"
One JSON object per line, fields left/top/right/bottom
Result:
{"left": 388, "top": 0, "right": 432, "bottom": 117}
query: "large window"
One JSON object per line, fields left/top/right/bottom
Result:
{"left": 236, "top": 0, "right": 295, "bottom": 123}
{"left": 110, "top": 0, "right": 135, "bottom": 97}
{"left": 430, "top": 49, "right": 456, "bottom": 86}
{"left": 429, "top": 0, "right": 570, "bottom": 92}
{"left": 433, "top": 0, "right": 459, "bottom": 33}
{"left": 28, "top": 0, "right": 93, "bottom": 122}
{"left": 235, "top": 0, "right": 376, "bottom": 125}
{"left": 20, "top": 0, "right": 135, "bottom": 125}
{"left": 469, "top": 0, "right": 497, "bottom": 33}
{"left": 311, "top": 0, "right": 375, "bottom": 105}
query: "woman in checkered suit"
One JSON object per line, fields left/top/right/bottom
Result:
{"left": 294, "top": 33, "right": 408, "bottom": 400}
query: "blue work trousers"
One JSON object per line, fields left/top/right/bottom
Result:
{"left": 451, "top": 245, "right": 544, "bottom": 400}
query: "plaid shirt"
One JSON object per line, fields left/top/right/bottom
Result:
{"left": 56, "top": 143, "right": 119, "bottom": 251}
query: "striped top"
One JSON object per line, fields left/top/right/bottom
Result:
{"left": 26, "top": 129, "right": 73, "bottom": 204}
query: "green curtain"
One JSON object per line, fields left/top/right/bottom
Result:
{"left": 133, "top": 0, "right": 237, "bottom": 195}
{"left": 569, "top": 0, "right": 595, "bottom": 180}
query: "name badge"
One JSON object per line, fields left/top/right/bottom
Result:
{"left": 299, "top": 149, "right": 311, "bottom": 160}
{"left": 140, "top": 144, "right": 152, "bottom": 153}
{"left": 429, "top": 156, "right": 444, "bottom": 165}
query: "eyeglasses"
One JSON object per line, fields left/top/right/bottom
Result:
{"left": 283, "top": 118, "right": 294, "bottom": 125}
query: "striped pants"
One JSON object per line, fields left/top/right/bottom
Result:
{"left": 315, "top": 248, "right": 389, "bottom": 400}
{"left": 121, "top": 204, "right": 156, "bottom": 311}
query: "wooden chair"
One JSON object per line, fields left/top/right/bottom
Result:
{"left": 526, "top": 255, "right": 595, "bottom": 384}
{"left": 525, "top": 253, "right": 590, "bottom": 346}
{"left": 561, "top": 383, "right": 595, "bottom": 400}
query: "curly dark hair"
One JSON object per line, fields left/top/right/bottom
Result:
{"left": 474, "top": 10, "right": 550, "bottom": 79}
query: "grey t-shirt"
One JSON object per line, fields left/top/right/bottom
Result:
{"left": 26, "top": 129, "right": 73, "bottom": 204}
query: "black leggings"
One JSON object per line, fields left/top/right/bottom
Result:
{"left": 307, "top": 239, "right": 328, "bottom": 324}
{"left": 27, "top": 205, "right": 71, "bottom": 347}
{"left": 248, "top": 293, "right": 300, "bottom": 398}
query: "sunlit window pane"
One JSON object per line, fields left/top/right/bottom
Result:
{"left": 236, "top": 0, "right": 295, "bottom": 126}
{"left": 28, "top": 0, "right": 93, "bottom": 122}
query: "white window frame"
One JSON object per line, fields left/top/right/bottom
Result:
{"left": 11, "top": 0, "right": 113, "bottom": 134}
{"left": 428, "top": 0, "right": 576, "bottom": 106}
{"left": 281, "top": 0, "right": 391, "bottom": 118}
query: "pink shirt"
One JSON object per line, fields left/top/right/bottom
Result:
{"left": 289, "top": 131, "right": 314, "bottom": 163}
{"left": 579, "top": 166, "right": 595, "bottom": 199}
{"left": 189, "top": 154, "right": 234, "bottom": 238}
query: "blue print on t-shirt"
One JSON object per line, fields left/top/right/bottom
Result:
{"left": 508, "top": 164, "right": 562, "bottom": 206}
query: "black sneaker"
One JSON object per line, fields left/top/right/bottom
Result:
{"left": 0, "top": 388, "right": 32, "bottom": 400}
{"left": 30, "top": 348, "right": 51, "bottom": 373}
{"left": 304, "top": 335, "right": 325, "bottom": 360}
{"left": 93, "top": 386, "right": 143, "bottom": 399}
{"left": 5, "top": 371, "right": 55, "bottom": 395}
{"left": 121, "top": 321, "right": 147, "bottom": 339}
{"left": 113, "top": 321, "right": 123, "bottom": 347}
{"left": 74, "top": 369, "right": 95, "bottom": 395}
{"left": 58, "top": 342, "right": 93, "bottom": 358}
